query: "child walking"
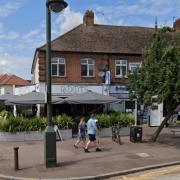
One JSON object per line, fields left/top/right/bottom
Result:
{"left": 74, "top": 117, "right": 86, "bottom": 148}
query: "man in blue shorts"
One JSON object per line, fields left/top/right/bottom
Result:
{"left": 84, "top": 114, "right": 101, "bottom": 153}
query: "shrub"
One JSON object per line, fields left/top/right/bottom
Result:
{"left": 26, "top": 117, "right": 47, "bottom": 131}
{"left": 0, "top": 110, "right": 9, "bottom": 120}
{"left": 53, "top": 114, "right": 74, "bottom": 129}
{"left": 0, "top": 116, "right": 47, "bottom": 133}
{"left": 95, "top": 114, "right": 111, "bottom": 128}
{"left": 96, "top": 112, "right": 134, "bottom": 128}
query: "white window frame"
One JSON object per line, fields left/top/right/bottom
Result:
{"left": 81, "top": 58, "right": 95, "bottom": 77}
{"left": 51, "top": 57, "right": 66, "bottom": 77}
{"left": 115, "top": 59, "right": 127, "bottom": 78}
{"left": 129, "top": 62, "right": 142, "bottom": 72}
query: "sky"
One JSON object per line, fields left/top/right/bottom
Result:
{"left": 0, "top": 0, "right": 180, "bottom": 80}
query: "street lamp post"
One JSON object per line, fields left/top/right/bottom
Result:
{"left": 45, "top": 0, "right": 68, "bottom": 168}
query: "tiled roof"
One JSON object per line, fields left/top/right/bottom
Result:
{"left": 39, "top": 24, "right": 157, "bottom": 54}
{"left": 0, "top": 74, "right": 30, "bottom": 86}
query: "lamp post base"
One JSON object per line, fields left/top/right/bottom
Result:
{"left": 44, "top": 126, "right": 57, "bottom": 168}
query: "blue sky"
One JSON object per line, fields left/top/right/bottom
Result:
{"left": 0, "top": 0, "right": 180, "bottom": 80}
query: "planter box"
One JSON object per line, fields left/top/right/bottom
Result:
{"left": 99, "top": 127, "right": 130, "bottom": 137}
{"left": 99, "top": 128, "right": 112, "bottom": 137}
{"left": 0, "top": 129, "right": 72, "bottom": 142}
{"left": 58, "top": 129, "right": 72, "bottom": 140}
{"left": 120, "top": 127, "right": 130, "bottom": 136}
{"left": 0, "top": 131, "right": 43, "bottom": 142}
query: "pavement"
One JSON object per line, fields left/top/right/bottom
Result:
{"left": 107, "top": 165, "right": 180, "bottom": 180}
{"left": 0, "top": 127, "right": 180, "bottom": 179}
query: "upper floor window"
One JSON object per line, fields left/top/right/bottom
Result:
{"left": 115, "top": 60, "right": 127, "bottom": 77}
{"left": 51, "top": 58, "right": 66, "bottom": 77}
{"left": 81, "top": 58, "right": 95, "bottom": 77}
{"left": 129, "top": 62, "right": 141, "bottom": 72}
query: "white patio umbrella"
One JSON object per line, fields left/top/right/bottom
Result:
{"left": 64, "top": 91, "right": 119, "bottom": 104}
{"left": 5, "top": 92, "right": 64, "bottom": 105}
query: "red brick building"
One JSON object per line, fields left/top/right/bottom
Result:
{"left": 31, "top": 10, "right": 179, "bottom": 115}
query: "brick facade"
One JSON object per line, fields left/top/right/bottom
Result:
{"left": 38, "top": 50, "right": 141, "bottom": 85}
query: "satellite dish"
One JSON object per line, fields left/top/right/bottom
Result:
{"left": 98, "top": 71, "right": 105, "bottom": 77}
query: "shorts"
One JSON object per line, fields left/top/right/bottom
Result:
{"left": 79, "top": 134, "right": 86, "bottom": 141}
{"left": 88, "top": 134, "right": 96, "bottom": 141}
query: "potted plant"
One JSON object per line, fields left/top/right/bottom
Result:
{"left": 53, "top": 114, "right": 74, "bottom": 140}
{"left": 95, "top": 114, "right": 112, "bottom": 137}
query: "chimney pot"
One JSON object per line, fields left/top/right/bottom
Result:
{"left": 83, "top": 10, "right": 94, "bottom": 26}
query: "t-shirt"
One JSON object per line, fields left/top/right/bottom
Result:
{"left": 78, "top": 124, "right": 85, "bottom": 136}
{"left": 87, "top": 118, "right": 96, "bottom": 135}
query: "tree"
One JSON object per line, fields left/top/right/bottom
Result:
{"left": 127, "top": 28, "right": 180, "bottom": 142}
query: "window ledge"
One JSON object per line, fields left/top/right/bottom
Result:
{"left": 115, "top": 76, "right": 128, "bottom": 79}
{"left": 81, "top": 76, "right": 96, "bottom": 78}
{"left": 52, "top": 76, "right": 67, "bottom": 78}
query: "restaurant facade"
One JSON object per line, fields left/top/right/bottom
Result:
{"left": 29, "top": 10, "right": 180, "bottom": 120}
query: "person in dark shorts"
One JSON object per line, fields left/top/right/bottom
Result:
{"left": 74, "top": 117, "right": 86, "bottom": 148}
{"left": 84, "top": 114, "right": 101, "bottom": 153}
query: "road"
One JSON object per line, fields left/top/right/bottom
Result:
{"left": 107, "top": 165, "right": 180, "bottom": 180}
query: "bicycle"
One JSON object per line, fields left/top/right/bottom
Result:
{"left": 112, "top": 123, "right": 122, "bottom": 145}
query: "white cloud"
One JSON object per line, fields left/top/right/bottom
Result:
{"left": 55, "top": 7, "right": 83, "bottom": 34}
{"left": 0, "top": 53, "right": 32, "bottom": 79}
{"left": 96, "top": 0, "right": 180, "bottom": 26}
{"left": 23, "top": 29, "right": 41, "bottom": 40}
{"left": 0, "top": 1, "right": 23, "bottom": 17}
{"left": 0, "top": 31, "right": 19, "bottom": 40}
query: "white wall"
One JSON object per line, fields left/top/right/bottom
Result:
{"left": 32, "top": 57, "right": 39, "bottom": 84}
{"left": 38, "top": 83, "right": 104, "bottom": 95}
{"left": 0, "top": 85, "right": 14, "bottom": 95}
{"left": 15, "top": 85, "right": 36, "bottom": 95}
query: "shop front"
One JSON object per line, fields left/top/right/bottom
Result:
{"left": 109, "top": 85, "right": 135, "bottom": 113}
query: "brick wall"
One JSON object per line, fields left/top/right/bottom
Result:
{"left": 38, "top": 51, "right": 141, "bottom": 85}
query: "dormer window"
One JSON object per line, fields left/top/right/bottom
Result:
{"left": 81, "top": 58, "right": 95, "bottom": 77}
{"left": 51, "top": 58, "right": 66, "bottom": 77}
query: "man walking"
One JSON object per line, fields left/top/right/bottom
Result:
{"left": 84, "top": 114, "right": 101, "bottom": 153}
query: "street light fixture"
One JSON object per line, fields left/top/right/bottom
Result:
{"left": 45, "top": 0, "right": 68, "bottom": 168}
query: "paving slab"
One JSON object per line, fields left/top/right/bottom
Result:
{"left": 0, "top": 127, "right": 180, "bottom": 179}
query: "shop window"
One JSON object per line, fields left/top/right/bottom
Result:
{"left": 51, "top": 58, "right": 66, "bottom": 77}
{"left": 81, "top": 58, "right": 95, "bottom": 77}
{"left": 115, "top": 60, "right": 127, "bottom": 77}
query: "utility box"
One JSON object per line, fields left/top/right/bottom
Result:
{"left": 130, "top": 126, "right": 142, "bottom": 143}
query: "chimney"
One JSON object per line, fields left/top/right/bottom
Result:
{"left": 173, "top": 18, "right": 180, "bottom": 32}
{"left": 83, "top": 10, "right": 94, "bottom": 26}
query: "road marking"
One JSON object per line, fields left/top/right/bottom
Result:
{"left": 120, "top": 165, "right": 180, "bottom": 180}
{"left": 136, "top": 153, "right": 150, "bottom": 158}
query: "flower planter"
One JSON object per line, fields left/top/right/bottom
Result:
{"left": 0, "top": 131, "right": 43, "bottom": 142}
{"left": 99, "top": 127, "right": 130, "bottom": 137}
{"left": 59, "top": 129, "right": 72, "bottom": 140}
{"left": 120, "top": 127, "right": 130, "bottom": 136}
{"left": 0, "top": 129, "right": 72, "bottom": 142}
{"left": 99, "top": 128, "right": 112, "bottom": 137}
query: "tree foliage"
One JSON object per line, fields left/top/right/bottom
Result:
{"left": 127, "top": 28, "right": 180, "bottom": 141}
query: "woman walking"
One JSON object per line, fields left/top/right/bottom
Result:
{"left": 74, "top": 117, "right": 86, "bottom": 148}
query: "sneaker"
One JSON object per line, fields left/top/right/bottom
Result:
{"left": 84, "top": 148, "right": 90, "bottom": 153}
{"left": 96, "top": 148, "right": 102, "bottom": 152}
{"left": 74, "top": 144, "right": 78, "bottom": 149}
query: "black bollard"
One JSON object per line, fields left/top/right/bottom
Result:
{"left": 14, "top": 147, "right": 19, "bottom": 170}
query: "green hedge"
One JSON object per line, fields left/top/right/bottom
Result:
{"left": 96, "top": 113, "right": 134, "bottom": 128}
{"left": 0, "top": 114, "right": 74, "bottom": 133}
{"left": 0, "top": 112, "right": 134, "bottom": 132}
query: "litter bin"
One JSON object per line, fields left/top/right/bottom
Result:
{"left": 130, "top": 126, "right": 142, "bottom": 143}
